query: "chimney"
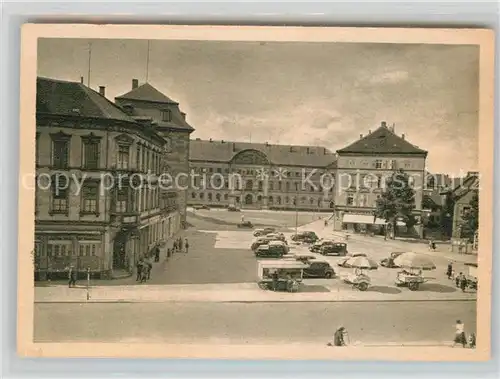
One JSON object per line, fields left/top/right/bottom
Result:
{"left": 80, "top": 76, "right": 84, "bottom": 84}
{"left": 360, "top": 134, "right": 363, "bottom": 139}
{"left": 221, "top": 140, "right": 225, "bottom": 143}
{"left": 306, "top": 147, "right": 310, "bottom": 154}
{"left": 381, "top": 121, "right": 387, "bottom": 128}
{"left": 209, "top": 138, "right": 213, "bottom": 142}
{"left": 324, "top": 148, "right": 327, "bottom": 155}
{"left": 232, "top": 142, "right": 236, "bottom": 152}
{"left": 369, "top": 130, "right": 372, "bottom": 134}
{"left": 99, "top": 86, "right": 105, "bottom": 96}
{"left": 402, "top": 133, "right": 405, "bottom": 140}
{"left": 265, "top": 142, "right": 269, "bottom": 146}
{"left": 181, "top": 112, "right": 186, "bottom": 120}
{"left": 393, "top": 123, "right": 396, "bottom": 132}
{"left": 132, "top": 79, "right": 139, "bottom": 89}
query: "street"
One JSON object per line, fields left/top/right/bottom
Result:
{"left": 34, "top": 301, "right": 476, "bottom": 345}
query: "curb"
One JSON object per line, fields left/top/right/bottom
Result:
{"left": 35, "top": 297, "right": 477, "bottom": 304}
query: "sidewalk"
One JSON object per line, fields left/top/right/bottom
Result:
{"left": 35, "top": 282, "right": 477, "bottom": 303}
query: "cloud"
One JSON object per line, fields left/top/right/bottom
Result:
{"left": 369, "top": 70, "right": 409, "bottom": 84}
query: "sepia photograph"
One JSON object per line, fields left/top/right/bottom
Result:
{"left": 18, "top": 25, "right": 494, "bottom": 360}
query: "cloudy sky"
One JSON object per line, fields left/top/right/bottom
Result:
{"left": 37, "top": 38, "right": 479, "bottom": 175}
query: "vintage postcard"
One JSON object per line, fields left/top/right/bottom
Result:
{"left": 18, "top": 25, "right": 494, "bottom": 360}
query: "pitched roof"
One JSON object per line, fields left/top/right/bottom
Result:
{"left": 189, "top": 139, "right": 336, "bottom": 167}
{"left": 116, "top": 82, "right": 178, "bottom": 104}
{"left": 337, "top": 125, "right": 427, "bottom": 155}
{"left": 36, "top": 77, "right": 135, "bottom": 123}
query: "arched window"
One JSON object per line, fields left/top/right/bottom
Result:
{"left": 310, "top": 198, "right": 314, "bottom": 205}
{"left": 257, "top": 195, "right": 262, "bottom": 202}
{"left": 258, "top": 181, "right": 263, "bottom": 191}
{"left": 285, "top": 196, "right": 289, "bottom": 204}
{"left": 268, "top": 196, "right": 274, "bottom": 204}
{"left": 276, "top": 196, "right": 281, "bottom": 205}
{"left": 215, "top": 193, "right": 221, "bottom": 202}
{"left": 245, "top": 180, "right": 253, "bottom": 190}
{"left": 191, "top": 192, "right": 196, "bottom": 199}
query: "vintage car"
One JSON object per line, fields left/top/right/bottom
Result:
{"left": 227, "top": 205, "right": 241, "bottom": 212}
{"left": 265, "top": 232, "right": 287, "bottom": 242}
{"left": 253, "top": 227, "right": 276, "bottom": 237}
{"left": 464, "top": 262, "right": 478, "bottom": 290}
{"left": 237, "top": 221, "right": 254, "bottom": 228}
{"left": 319, "top": 242, "right": 348, "bottom": 256}
{"left": 192, "top": 204, "right": 210, "bottom": 210}
{"left": 303, "top": 260, "right": 336, "bottom": 279}
{"left": 337, "top": 253, "right": 367, "bottom": 268}
{"left": 255, "top": 240, "right": 289, "bottom": 258}
{"left": 309, "top": 239, "right": 335, "bottom": 253}
{"left": 380, "top": 252, "right": 404, "bottom": 268}
{"left": 257, "top": 260, "right": 308, "bottom": 292}
{"left": 251, "top": 237, "right": 276, "bottom": 251}
{"left": 291, "top": 231, "right": 319, "bottom": 243}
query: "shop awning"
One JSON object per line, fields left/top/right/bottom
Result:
{"left": 342, "top": 214, "right": 405, "bottom": 226}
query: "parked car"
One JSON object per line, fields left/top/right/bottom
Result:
{"left": 309, "top": 239, "right": 335, "bottom": 252}
{"left": 320, "top": 242, "right": 348, "bottom": 256}
{"left": 228, "top": 205, "right": 241, "bottom": 212}
{"left": 193, "top": 204, "right": 210, "bottom": 210}
{"left": 237, "top": 221, "right": 254, "bottom": 228}
{"left": 337, "top": 253, "right": 367, "bottom": 268}
{"left": 303, "top": 261, "right": 336, "bottom": 279}
{"left": 266, "top": 232, "right": 286, "bottom": 242}
{"left": 251, "top": 237, "right": 273, "bottom": 251}
{"left": 255, "top": 240, "right": 289, "bottom": 258}
{"left": 291, "top": 231, "right": 319, "bottom": 243}
{"left": 380, "top": 252, "right": 404, "bottom": 268}
{"left": 253, "top": 227, "right": 276, "bottom": 237}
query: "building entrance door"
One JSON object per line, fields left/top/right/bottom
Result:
{"left": 112, "top": 232, "right": 128, "bottom": 269}
{"left": 245, "top": 194, "right": 253, "bottom": 205}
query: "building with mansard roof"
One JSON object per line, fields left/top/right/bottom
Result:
{"left": 332, "top": 121, "right": 428, "bottom": 236}
{"left": 34, "top": 77, "right": 192, "bottom": 280}
{"left": 188, "top": 138, "right": 337, "bottom": 211}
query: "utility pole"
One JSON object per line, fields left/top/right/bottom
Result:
{"left": 146, "top": 40, "right": 151, "bottom": 82}
{"left": 87, "top": 42, "right": 92, "bottom": 87}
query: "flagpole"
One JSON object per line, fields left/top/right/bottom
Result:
{"left": 87, "top": 42, "right": 92, "bottom": 87}
{"left": 146, "top": 40, "right": 151, "bottom": 82}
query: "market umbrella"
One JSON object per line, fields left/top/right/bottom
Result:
{"left": 344, "top": 256, "right": 379, "bottom": 270}
{"left": 393, "top": 252, "right": 436, "bottom": 270}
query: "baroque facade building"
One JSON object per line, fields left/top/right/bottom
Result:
{"left": 331, "top": 121, "right": 428, "bottom": 234}
{"left": 188, "top": 139, "right": 337, "bottom": 211}
{"left": 34, "top": 77, "right": 193, "bottom": 280}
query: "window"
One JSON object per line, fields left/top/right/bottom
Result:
{"left": 191, "top": 192, "right": 196, "bottom": 199}
{"left": 461, "top": 206, "right": 471, "bottom": 217}
{"left": 405, "top": 162, "right": 411, "bottom": 169}
{"left": 141, "top": 147, "right": 146, "bottom": 172}
{"left": 258, "top": 181, "right": 263, "bottom": 191}
{"left": 295, "top": 182, "right": 299, "bottom": 191}
{"left": 278, "top": 182, "right": 282, "bottom": 191}
{"left": 136, "top": 145, "right": 141, "bottom": 170}
{"left": 51, "top": 134, "right": 70, "bottom": 169}
{"left": 310, "top": 198, "right": 314, "bottom": 205}
{"left": 51, "top": 176, "right": 69, "bottom": 214}
{"left": 217, "top": 168, "right": 222, "bottom": 173}
{"left": 359, "top": 194, "right": 367, "bottom": 207}
{"left": 285, "top": 196, "right": 290, "bottom": 204}
{"left": 35, "top": 133, "right": 40, "bottom": 165}
{"left": 269, "top": 182, "right": 274, "bottom": 191}
{"left": 245, "top": 180, "right": 253, "bottom": 191}
{"left": 161, "top": 109, "right": 171, "bottom": 122}
{"left": 200, "top": 193, "right": 204, "bottom": 200}
{"left": 286, "top": 182, "right": 290, "bottom": 191}
{"left": 209, "top": 168, "right": 213, "bottom": 173}
{"left": 224, "top": 194, "right": 228, "bottom": 200}
{"left": 377, "top": 175, "right": 382, "bottom": 188}
{"left": 208, "top": 193, "right": 213, "bottom": 201}
{"left": 389, "top": 159, "right": 397, "bottom": 170}
{"left": 81, "top": 135, "right": 101, "bottom": 169}
{"left": 375, "top": 160, "right": 382, "bottom": 169}
{"left": 347, "top": 195, "right": 354, "bottom": 206}
{"left": 117, "top": 145, "right": 130, "bottom": 169}
{"left": 47, "top": 240, "right": 72, "bottom": 257}
{"left": 79, "top": 242, "right": 100, "bottom": 257}
{"left": 116, "top": 187, "right": 128, "bottom": 212}
{"left": 81, "top": 183, "right": 99, "bottom": 214}
{"left": 216, "top": 193, "right": 221, "bottom": 202}
{"left": 268, "top": 196, "right": 274, "bottom": 204}
{"left": 145, "top": 149, "right": 150, "bottom": 172}
{"left": 276, "top": 196, "right": 281, "bottom": 205}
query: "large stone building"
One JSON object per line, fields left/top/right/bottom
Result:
{"left": 188, "top": 139, "right": 337, "bottom": 211}
{"left": 34, "top": 77, "right": 192, "bottom": 280}
{"left": 331, "top": 121, "right": 428, "bottom": 234}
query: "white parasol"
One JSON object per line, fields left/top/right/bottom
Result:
{"left": 393, "top": 252, "right": 436, "bottom": 270}
{"left": 344, "top": 256, "right": 379, "bottom": 270}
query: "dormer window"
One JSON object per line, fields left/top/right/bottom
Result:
{"left": 161, "top": 109, "right": 172, "bottom": 122}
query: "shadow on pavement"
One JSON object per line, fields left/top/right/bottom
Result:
{"left": 301, "top": 285, "right": 331, "bottom": 293}
{"left": 420, "top": 283, "right": 458, "bottom": 293}
{"left": 367, "top": 285, "right": 402, "bottom": 295}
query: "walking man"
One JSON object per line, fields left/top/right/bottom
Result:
{"left": 447, "top": 262, "right": 453, "bottom": 280}
{"left": 328, "top": 326, "right": 348, "bottom": 347}
{"left": 173, "top": 240, "right": 178, "bottom": 253}
{"left": 146, "top": 257, "right": 153, "bottom": 280}
{"left": 136, "top": 258, "right": 144, "bottom": 281}
{"left": 185, "top": 238, "right": 189, "bottom": 254}
{"left": 154, "top": 246, "right": 160, "bottom": 262}
{"left": 179, "top": 238, "right": 183, "bottom": 252}
{"left": 68, "top": 265, "right": 77, "bottom": 288}
{"left": 452, "top": 320, "right": 467, "bottom": 348}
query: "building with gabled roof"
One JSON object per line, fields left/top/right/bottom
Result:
{"left": 34, "top": 76, "right": 190, "bottom": 281}
{"left": 332, "top": 121, "right": 428, "bottom": 236}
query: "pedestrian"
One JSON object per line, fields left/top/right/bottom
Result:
{"left": 452, "top": 320, "right": 467, "bottom": 348}
{"left": 146, "top": 258, "right": 153, "bottom": 280}
{"left": 68, "top": 265, "right": 77, "bottom": 288}
{"left": 185, "top": 238, "right": 189, "bottom": 254}
{"left": 140, "top": 264, "right": 149, "bottom": 283}
{"left": 324, "top": 219, "right": 328, "bottom": 227}
{"left": 179, "top": 238, "right": 183, "bottom": 252}
{"left": 167, "top": 248, "right": 171, "bottom": 259}
{"left": 272, "top": 270, "right": 279, "bottom": 291}
{"left": 468, "top": 332, "right": 476, "bottom": 349}
{"left": 332, "top": 326, "right": 348, "bottom": 346}
{"left": 136, "top": 258, "right": 144, "bottom": 281}
{"left": 154, "top": 246, "right": 160, "bottom": 262}
{"left": 173, "top": 240, "right": 178, "bottom": 252}
{"left": 446, "top": 262, "right": 453, "bottom": 280}
{"left": 460, "top": 274, "right": 468, "bottom": 292}
{"left": 455, "top": 272, "right": 463, "bottom": 288}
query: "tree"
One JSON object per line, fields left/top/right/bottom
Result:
{"left": 461, "top": 191, "right": 479, "bottom": 242}
{"left": 374, "top": 169, "right": 416, "bottom": 239}
{"left": 440, "top": 192, "right": 455, "bottom": 238}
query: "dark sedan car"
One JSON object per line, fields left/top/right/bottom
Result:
{"left": 303, "top": 261, "right": 336, "bottom": 279}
